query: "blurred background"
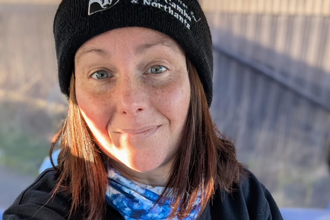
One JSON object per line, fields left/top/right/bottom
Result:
{"left": 0, "top": 0, "right": 330, "bottom": 214}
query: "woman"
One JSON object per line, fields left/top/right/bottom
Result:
{"left": 3, "top": 0, "right": 283, "bottom": 219}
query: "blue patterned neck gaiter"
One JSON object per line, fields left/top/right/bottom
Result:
{"left": 105, "top": 167, "right": 202, "bottom": 220}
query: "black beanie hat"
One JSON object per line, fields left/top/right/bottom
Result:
{"left": 54, "top": 0, "right": 213, "bottom": 106}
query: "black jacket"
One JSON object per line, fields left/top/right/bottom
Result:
{"left": 3, "top": 169, "right": 283, "bottom": 220}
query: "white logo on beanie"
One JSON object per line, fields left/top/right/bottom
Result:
{"left": 88, "top": 0, "right": 120, "bottom": 15}
{"left": 130, "top": 0, "right": 200, "bottom": 30}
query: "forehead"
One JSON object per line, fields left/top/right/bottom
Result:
{"left": 75, "top": 27, "right": 185, "bottom": 62}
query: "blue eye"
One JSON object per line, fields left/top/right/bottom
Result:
{"left": 146, "top": 65, "right": 167, "bottom": 74}
{"left": 91, "top": 70, "right": 112, "bottom": 79}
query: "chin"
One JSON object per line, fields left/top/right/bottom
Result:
{"left": 95, "top": 133, "right": 174, "bottom": 175}
{"left": 117, "top": 150, "right": 172, "bottom": 175}
{"left": 125, "top": 155, "right": 167, "bottom": 173}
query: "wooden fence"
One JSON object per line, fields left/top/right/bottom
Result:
{"left": 200, "top": 0, "right": 330, "bottom": 208}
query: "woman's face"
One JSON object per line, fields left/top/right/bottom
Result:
{"left": 74, "top": 27, "right": 190, "bottom": 181}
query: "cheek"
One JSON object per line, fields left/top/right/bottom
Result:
{"left": 75, "top": 83, "right": 112, "bottom": 134}
{"left": 77, "top": 94, "right": 115, "bottom": 149}
{"left": 155, "top": 79, "right": 191, "bottom": 124}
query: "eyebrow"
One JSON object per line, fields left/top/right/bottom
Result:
{"left": 75, "top": 38, "right": 181, "bottom": 63}
{"left": 75, "top": 48, "right": 109, "bottom": 64}
{"left": 135, "top": 38, "right": 181, "bottom": 55}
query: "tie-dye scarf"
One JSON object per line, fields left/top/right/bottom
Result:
{"left": 105, "top": 167, "right": 202, "bottom": 220}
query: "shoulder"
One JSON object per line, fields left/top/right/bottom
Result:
{"left": 209, "top": 169, "right": 283, "bottom": 220}
{"left": 3, "top": 168, "right": 82, "bottom": 220}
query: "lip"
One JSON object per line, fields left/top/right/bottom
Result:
{"left": 119, "top": 125, "right": 159, "bottom": 134}
{"left": 113, "top": 125, "right": 161, "bottom": 141}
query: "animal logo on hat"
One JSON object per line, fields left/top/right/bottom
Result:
{"left": 88, "top": 0, "right": 120, "bottom": 15}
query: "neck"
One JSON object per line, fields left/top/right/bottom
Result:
{"left": 108, "top": 158, "right": 171, "bottom": 187}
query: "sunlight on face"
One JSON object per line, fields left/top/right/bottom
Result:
{"left": 74, "top": 27, "right": 190, "bottom": 185}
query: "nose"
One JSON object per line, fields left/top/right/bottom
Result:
{"left": 116, "top": 76, "right": 147, "bottom": 116}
